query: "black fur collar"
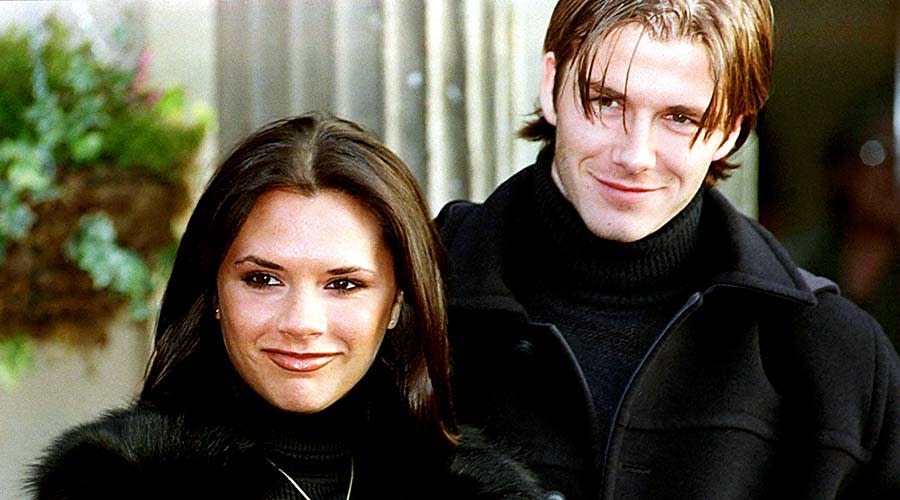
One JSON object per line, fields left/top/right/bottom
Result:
{"left": 27, "top": 405, "right": 543, "bottom": 500}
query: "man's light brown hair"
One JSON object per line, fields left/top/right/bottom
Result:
{"left": 521, "top": 0, "right": 774, "bottom": 183}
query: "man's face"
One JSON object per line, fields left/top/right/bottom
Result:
{"left": 540, "top": 24, "right": 741, "bottom": 242}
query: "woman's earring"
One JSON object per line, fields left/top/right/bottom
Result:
{"left": 215, "top": 307, "right": 221, "bottom": 320}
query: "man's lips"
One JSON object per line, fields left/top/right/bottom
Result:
{"left": 595, "top": 176, "right": 658, "bottom": 193}
{"left": 263, "top": 349, "right": 338, "bottom": 373}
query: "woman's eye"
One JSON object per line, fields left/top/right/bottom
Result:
{"left": 326, "top": 278, "right": 360, "bottom": 292}
{"left": 241, "top": 273, "right": 282, "bottom": 289}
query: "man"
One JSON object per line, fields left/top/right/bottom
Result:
{"left": 437, "top": 1, "right": 900, "bottom": 499}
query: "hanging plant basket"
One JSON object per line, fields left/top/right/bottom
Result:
{"left": 0, "top": 166, "right": 188, "bottom": 346}
{"left": 0, "top": 14, "right": 210, "bottom": 369}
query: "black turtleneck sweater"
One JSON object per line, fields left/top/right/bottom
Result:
{"left": 505, "top": 160, "right": 705, "bottom": 462}
{"left": 259, "top": 395, "right": 358, "bottom": 500}
{"left": 215, "top": 367, "right": 445, "bottom": 500}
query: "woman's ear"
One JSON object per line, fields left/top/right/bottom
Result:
{"left": 387, "top": 291, "right": 404, "bottom": 330}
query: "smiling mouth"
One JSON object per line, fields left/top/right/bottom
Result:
{"left": 263, "top": 350, "right": 338, "bottom": 373}
{"left": 596, "top": 177, "right": 657, "bottom": 193}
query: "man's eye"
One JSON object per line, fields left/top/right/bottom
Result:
{"left": 590, "top": 96, "right": 622, "bottom": 117}
{"left": 591, "top": 96, "right": 616, "bottom": 109}
{"left": 241, "top": 273, "right": 282, "bottom": 288}
{"left": 670, "top": 113, "right": 695, "bottom": 125}
{"left": 600, "top": 96, "right": 617, "bottom": 108}
{"left": 326, "top": 278, "right": 360, "bottom": 292}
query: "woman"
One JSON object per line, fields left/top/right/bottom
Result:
{"left": 29, "top": 113, "right": 541, "bottom": 499}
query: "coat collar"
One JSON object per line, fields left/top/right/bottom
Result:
{"left": 441, "top": 158, "right": 819, "bottom": 315}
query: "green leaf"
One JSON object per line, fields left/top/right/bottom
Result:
{"left": 4, "top": 203, "right": 36, "bottom": 239}
{"left": 64, "top": 52, "right": 99, "bottom": 94}
{"left": 0, "top": 138, "right": 42, "bottom": 170}
{"left": 69, "top": 131, "right": 104, "bottom": 163}
{"left": 0, "top": 182, "right": 36, "bottom": 241}
{"left": 8, "top": 158, "right": 53, "bottom": 192}
{"left": 0, "top": 335, "right": 35, "bottom": 391}
{"left": 153, "top": 88, "right": 186, "bottom": 121}
{"left": 24, "top": 93, "right": 65, "bottom": 146}
{"left": 64, "top": 213, "right": 155, "bottom": 321}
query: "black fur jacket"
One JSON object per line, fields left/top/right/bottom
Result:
{"left": 27, "top": 405, "right": 544, "bottom": 500}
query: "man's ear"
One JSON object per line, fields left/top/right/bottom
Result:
{"left": 713, "top": 115, "right": 745, "bottom": 161}
{"left": 387, "top": 291, "right": 403, "bottom": 330}
{"left": 540, "top": 52, "right": 558, "bottom": 126}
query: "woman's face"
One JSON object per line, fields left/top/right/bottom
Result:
{"left": 216, "top": 189, "right": 401, "bottom": 413}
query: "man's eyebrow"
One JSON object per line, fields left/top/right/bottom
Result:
{"left": 666, "top": 104, "right": 707, "bottom": 119}
{"left": 589, "top": 82, "right": 707, "bottom": 118}
{"left": 588, "top": 83, "right": 625, "bottom": 101}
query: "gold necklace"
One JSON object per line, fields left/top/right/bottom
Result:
{"left": 266, "top": 456, "right": 354, "bottom": 500}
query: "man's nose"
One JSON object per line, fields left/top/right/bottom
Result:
{"left": 611, "top": 115, "right": 656, "bottom": 173}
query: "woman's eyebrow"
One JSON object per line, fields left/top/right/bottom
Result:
{"left": 233, "top": 258, "right": 378, "bottom": 277}
{"left": 327, "top": 266, "right": 376, "bottom": 277}
{"left": 233, "top": 255, "right": 283, "bottom": 270}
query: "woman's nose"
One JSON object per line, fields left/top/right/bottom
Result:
{"left": 278, "top": 289, "right": 327, "bottom": 337}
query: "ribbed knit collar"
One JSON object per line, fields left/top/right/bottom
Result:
{"left": 259, "top": 387, "right": 362, "bottom": 461}
{"left": 234, "top": 373, "right": 367, "bottom": 499}
{"left": 506, "top": 153, "right": 704, "bottom": 298}
{"left": 211, "top": 367, "right": 374, "bottom": 464}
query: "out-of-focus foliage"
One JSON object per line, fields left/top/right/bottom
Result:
{"left": 0, "top": 15, "right": 211, "bottom": 388}
{"left": 64, "top": 212, "right": 155, "bottom": 321}
{"left": 0, "top": 335, "right": 34, "bottom": 390}
{"left": 0, "top": 16, "right": 208, "bottom": 258}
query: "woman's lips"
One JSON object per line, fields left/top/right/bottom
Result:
{"left": 263, "top": 350, "right": 338, "bottom": 373}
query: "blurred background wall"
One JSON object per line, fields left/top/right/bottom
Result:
{"left": 757, "top": 0, "right": 899, "bottom": 346}
{"left": 0, "top": 1, "right": 896, "bottom": 498}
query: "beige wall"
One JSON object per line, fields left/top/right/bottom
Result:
{"left": 0, "top": 318, "right": 151, "bottom": 499}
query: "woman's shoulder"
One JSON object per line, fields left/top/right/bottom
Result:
{"left": 27, "top": 404, "right": 266, "bottom": 499}
{"left": 445, "top": 425, "right": 544, "bottom": 500}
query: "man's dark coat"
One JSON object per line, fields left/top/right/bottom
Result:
{"left": 437, "top": 164, "right": 900, "bottom": 500}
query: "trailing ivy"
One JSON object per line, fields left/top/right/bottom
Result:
{"left": 64, "top": 212, "right": 155, "bottom": 321}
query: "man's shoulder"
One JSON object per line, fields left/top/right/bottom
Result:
{"left": 436, "top": 164, "right": 538, "bottom": 245}
{"left": 789, "top": 280, "right": 892, "bottom": 353}
{"left": 758, "top": 268, "right": 898, "bottom": 408}
{"left": 436, "top": 199, "right": 482, "bottom": 242}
